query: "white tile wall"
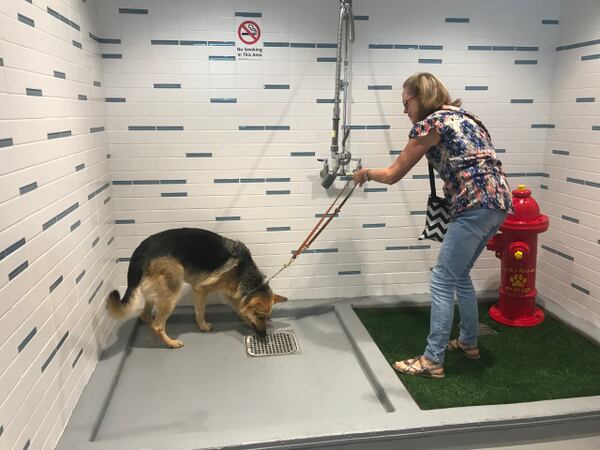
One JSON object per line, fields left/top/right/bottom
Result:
{"left": 538, "top": 0, "right": 600, "bottom": 330}
{"left": 1, "top": 0, "right": 598, "bottom": 449}
{"left": 0, "top": 1, "right": 113, "bottom": 450}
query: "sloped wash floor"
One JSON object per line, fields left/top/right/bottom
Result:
{"left": 57, "top": 296, "right": 600, "bottom": 450}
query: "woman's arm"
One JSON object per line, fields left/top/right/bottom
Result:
{"left": 353, "top": 129, "right": 440, "bottom": 186}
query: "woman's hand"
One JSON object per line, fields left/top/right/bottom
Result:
{"left": 353, "top": 168, "right": 370, "bottom": 187}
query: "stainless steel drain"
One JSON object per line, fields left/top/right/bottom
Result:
{"left": 245, "top": 329, "right": 299, "bottom": 357}
{"left": 479, "top": 323, "right": 498, "bottom": 336}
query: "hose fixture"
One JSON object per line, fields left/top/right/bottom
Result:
{"left": 320, "top": 0, "right": 359, "bottom": 189}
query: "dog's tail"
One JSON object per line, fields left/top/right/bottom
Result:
{"left": 106, "top": 247, "right": 145, "bottom": 319}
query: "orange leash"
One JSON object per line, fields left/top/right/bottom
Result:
{"left": 267, "top": 179, "right": 357, "bottom": 283}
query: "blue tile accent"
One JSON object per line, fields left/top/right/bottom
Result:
{"left": 18, "top": 328, "right": 36, "bottom": 353}
{"left": 354, "top": 16, "right": 369, "bottom": 20}
{"left": 291, "top": 42, "right": 316, "bottom": 48}
{"left": 107, "top": 237, "right": 114, "bottom": 246}
{"left": 561, "top": 214, "right": 579, "bottom": 223}
{"left": 9, "top": 261, "right": 28, "bottom": 281}
{"left": 291, "top": 151, "right": 315, "bottom": 157}
{"left": 154, "top": 83, "right": 181, "bottom": 89}
{"left": 70, "top": 220, "right": 81, "bottom": 231}
{"left": 92, "top": 236, "right": 100, "bottom": 247}
{"left": 593, "top": 126, "right": 600, "bottom": 131}
{"left": 161, "top": 192, "right": 187, "bottom": 197}
{"left": 26, "top": 88, "right": 42, "bottom": 96}
{"left": 240, "top": 178, "right": 265, "bottom": 183}
{"left": 49, "top": 276, "right": 63, "bottom": 293}
{"left": 315, "top": 213, "right": 338, "bottom": 218}
{"left": 0, "top": 138, "right": 14, "bottom": 147}
{"left": 493, "top": 46, "right": 515, "bottom": 51}
{"left": 216, "top": 216, "right": 241, "bottom": 221}
{"left": 516, "top": 46, "right": 539, "bottom": 51}
{"left": 468, "top": 45, "right": 492, "bottom": 51}
{"left": 235, "top": 12, "right": 262, "bottom": 17}
{"left": 209, "top": 41, "right": 235, "bottom": 46}
{"left": 445, "top": 18, "right": 470, "bottom": 23}
{"left": 266, "top": 190, "right": 290, "bottom": 195}
{"left": 511, "top": 99, "right": 534, "bottom": 103}
{"left": 515, "top": 59, "right": 538, "bottom": 64}
{"left": 566, "top": 177, "right": 585, "bottom": 185}
{"left": 186, "top": 152, "right": 212, "bottom": 157}
{"left": 180, "top": 40, "right": 207, "bottom": 46}
{"left": 366, "top": 125, "right": 390, "bottom": 129}
{"left": 368, "top": 85, "right": 392, "bottom": 90}
{"left": 133, "top": 179, "right": 159, "bottom": 185}
{"left": 214, "top": 178, "right": 239, "bottom": 183}
{"left": 102, "top": 54, "right": 122, "bottom": 59}
{"left": 1, "top": 238, "right": 25, "bottom": 261}
{"left": 41, "top": 331, "right": 69, "bottom": 372}
{"left": 410, "top": 244, "right": 431, "bottom": 250}
{"left": 362, "top": 223, "right": 385, "bottom": 228}
{"left": 157, "top": 126, "right": 184, "bottom": 131}
{"left": 160, "top": 179, "right": 186, "bottom": 184}
{"left": 552, "top": 149, "right": 569, "bottom": 155}
{"left": 495, "top": 148, "right": 506, "bottom": 153}
{"left": 419, "top": 58, "right": 442, "bottom": 64}
{"left": 316, "top": 98, "right": 336, "bottom": 103}
{"left": 264, "top": 84, "right": 290, "bottom": 89}
{"left": 267, "top": 226, "right": 290, "bottom": 232}
{"left": 47, "top": 130, "right": 72, "bottom": 139}
{"left": 531, "top": 124, "right": 555, "bottom": 128}
{"left": 112, "top": 180, "right": 132, "bottom": 185}
{"left": 266, "top": 178, "right": 290, "bottom": 182}
{"left": 506, "top": 172, "right": 527, "bottom": 177}
{"left": 542, "top": 19, "right": 559, "bottom": 25}
{"left": 265, "top": 125, "right": 290, "bottom": 130}
{"left": 410, "top": 211, "right": 427, "bottom": 215}
{"left": 75, "top": 269, "right": 85, "bottom": 284}
{"left": 0, "top": 57, "right": 3, "bottom": 66}
{"left": 556, "top": 39, "right": 600, "bottom": 51}
{"left": 210, "top": 98, "right": 237, "bottom": 103}
{"left": 88, "top": 280, "right": 104, "bottom": 304}
{"left": 317, "top": 57, "right": 337, "bottom": 62}
{"left": 90, "top": 126, "right": 104, "bottom": 133}
{"left": 541, "top": 244, "right": 574, "bottom": 261}
{"left": 348, "top": 125, "right": 366, "bottom": 130}
{"left": 19, "top": 182, "right": 37, "bottom": 195}
{"left": 151, "top": 39, "right": 179, "bottom": 45}
{"left": 395, "top": 44, "right": 418, "bottom": 49}
{"left": 339, "top": 270, "right": 361, "bottom": 275}
{"left": 317, "top": 43, "right": 337, "bottom": 48}
{"left": 47, "top": 7, "right": 60, "bottom": 19}
{"left": 119, "top": 8, "right": 148, "bottom": 14}
{"left": 129, "top": 125, "right": 155, "bottom": 130}
{"left": 264, "top": 42, "right": 289, "bottom": 47}
{"left": 209, "top": 55, "right": 235, "bottom": 61}
{"left": 88, "top": 183, "right": 109, "bottom": 200}
{"left": 540, "top": 184, "right": 548, "bottom": 190}
{"left": 73, "top": 40, "right": 82, "bottom": 49}
{"left": 106, "top": 97, "right": 126, "bottom": 102}
{"left": 576, "top": 97, "right": 595, "bottom": 102}
{"left": 54, "top": 71, "right": 66, "bottom": 79}
{"left": 78, "top": 95, "right": 87, "bottom": 100}
{"left": 104, "top": 196, "right": 111, "bottom": 204}
{"left": 419, "top": 45, "right": 443, "bottom": 50}
{"left": 18, "top": 14, "right": 35, "bottom": 27}
{"left": 389, "top": 150, "right": 402, "bottom": 155}
{"left": 465, "top": 85, "right": 488, "bottom": 90}
{"left": 98, "top": 38, "right": 121, "bottom": 44}
{"left": 571, "top": 283, "right": 590, "bottom": 295}
{"left": 115, "top": 219, "right": 135, "bottom": 224}
{"left": 412, "top": 174, "right": 430, "bottom": 179}
{"left": 314, "top": 248, "right": 338, "bottom": 253}
{"left": 364, "top": 187, "right": 387, "bottom": 193}
{"left": 72, "top": 349, "right": 83, "bottom": 368}
{"left": 581, "top": 54, "right": 600, "bottom": 61}
{"left": 369, "top": 44, "right": 394, "bottom": 49}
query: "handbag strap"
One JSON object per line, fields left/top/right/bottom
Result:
{"left": 427, "top": 163, "right": 437, "bottom": 198}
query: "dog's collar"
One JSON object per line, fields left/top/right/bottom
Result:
{"left": 241, "top": 282, "right": 269, "bottom": 302}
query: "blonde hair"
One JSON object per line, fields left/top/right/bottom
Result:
{"left": 403, "top": 73, "right": 461, "bottom": 120}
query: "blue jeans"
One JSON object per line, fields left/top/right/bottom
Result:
{"left": 424, "top": 207, "right": 507, "bottom": 365}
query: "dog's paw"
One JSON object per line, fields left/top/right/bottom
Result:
{"left": 198, "top": 322, "right": 213, "bottom": 332}
{"left": 168, "top": 339, "right": 184, "bottom": 349}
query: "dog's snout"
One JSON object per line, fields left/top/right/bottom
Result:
{"left": 255, "top": 327, "right": 267, "bottom": 338}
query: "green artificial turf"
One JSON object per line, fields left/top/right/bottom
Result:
{"left": 354, "top": 303, "right": 600, "bottom": 410}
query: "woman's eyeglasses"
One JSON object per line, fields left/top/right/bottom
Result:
{"left": 403, "top": 95, "right": 417, "bottom": 108}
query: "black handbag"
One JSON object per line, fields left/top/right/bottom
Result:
{"left": 418, "top": 163, "right": 452, "bottom": 242}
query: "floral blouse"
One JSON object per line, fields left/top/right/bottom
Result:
{"left": 409, "top": 106, "right": 513, "bottom": 217}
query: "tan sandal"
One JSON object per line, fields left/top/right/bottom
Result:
{"left": 447, "top": 339, "right": 480, "bottom": 359}
{"left": 392, "top": 355, "right": 445, "bottom": 379}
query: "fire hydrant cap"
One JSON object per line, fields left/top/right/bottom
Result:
{"left": 500, "top": 184, "right": 549, "bottom": 232}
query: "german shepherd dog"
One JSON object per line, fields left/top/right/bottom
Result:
{"left": 106, "top": 228, "right": 287, "bottom": 348}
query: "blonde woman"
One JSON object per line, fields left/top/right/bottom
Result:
{"left": 353, "top": 73, "right": 512, "bottom": 378}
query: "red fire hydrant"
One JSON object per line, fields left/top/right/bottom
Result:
{"left": 486, "top": 184, "right": 549, "bottom": 327}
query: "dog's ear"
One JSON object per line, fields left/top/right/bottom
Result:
{"left": 273, "top": 293, "right": 287, "bottom": 303}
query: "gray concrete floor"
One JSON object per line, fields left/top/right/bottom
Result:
{"left": 56, "top": 295, "right": 600, "bottom": 450}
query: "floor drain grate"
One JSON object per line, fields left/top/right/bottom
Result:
{"left": 479, "top": 323, "right": 498, "bottom": 336}
{"left": 245, "top": 329, "right": 299, "bottom": 357}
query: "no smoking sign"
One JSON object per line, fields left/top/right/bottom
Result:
{"left": 236, "top": 18, "right": 263, "bottom": 60}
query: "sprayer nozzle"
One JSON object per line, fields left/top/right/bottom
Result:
{"left": 321, "top": 173, "right": 337, "bottom": 189}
